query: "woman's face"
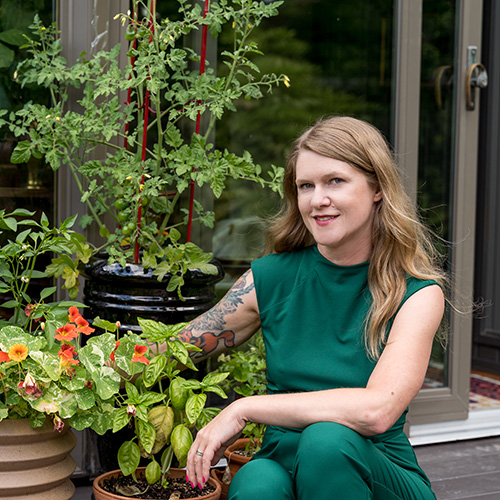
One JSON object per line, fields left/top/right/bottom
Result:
{"left": 295, "top": 150, "right": 381, "bottom": 265}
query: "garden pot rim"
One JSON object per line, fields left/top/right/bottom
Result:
{"left": 93, "top": 467, "right": 222, "bottom": 500}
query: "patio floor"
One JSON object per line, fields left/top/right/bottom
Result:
{"left": 414, "top": 435, "right": 500, "bottom": 500}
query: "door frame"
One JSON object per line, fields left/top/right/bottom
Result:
{"left": 393, "top": 0, "right": 483, "bottom": 426}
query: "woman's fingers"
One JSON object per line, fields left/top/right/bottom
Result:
{"left": 186, "top": 434, "right": 216, "bottom": 490}
{"left": 186, "top": 401, "right": 247, "bottom": 490}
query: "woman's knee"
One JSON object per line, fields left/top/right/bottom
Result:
{"left": 295, "top": 422, "right": 368, "bottom": 471}
{"left": 227, "top": 458, "right": 295, "bottom": 500}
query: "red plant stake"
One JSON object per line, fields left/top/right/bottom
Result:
{"left": 133, "top": 1, "right": 156, "bottom": 264}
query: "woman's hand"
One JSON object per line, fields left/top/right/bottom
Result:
{"left": 185, "top": 400, "right": 248, "bottom": 491}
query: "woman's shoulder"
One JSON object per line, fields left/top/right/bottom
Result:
{"left": 400, "top": 275, "right": 442, "bottom": 310}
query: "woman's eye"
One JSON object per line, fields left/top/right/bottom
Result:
{"left": 330, "top": 178, "right": 343, "bottom": 184}
{"left": 298, "top": 183, "right": 313, "bottom": 189}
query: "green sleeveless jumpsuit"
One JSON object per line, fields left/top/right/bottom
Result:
{"left": 227, "top": 245, "right": 437, "bottom": 500}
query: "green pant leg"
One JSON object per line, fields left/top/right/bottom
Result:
{"left": 227, "top": 458, "right": 296, "bottom": 500}
{"left": 293, "top": 422, "right": 436, "bottom": 500}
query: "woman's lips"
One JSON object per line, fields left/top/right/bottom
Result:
{"left": 313, "top": 215, "right": 339, "bottom": 226}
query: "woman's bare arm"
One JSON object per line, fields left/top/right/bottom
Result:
{"left": 154, "top": 269, "right": 261, "bottom": 361}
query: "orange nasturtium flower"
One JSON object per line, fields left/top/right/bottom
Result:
{"left": 110, "top": 341, "right": 120, "bottom": 362}
{"left": 74, "top": 315, "right": 95, "bottom": 335}
{"left": 132, "top": 345, "right": 149, "bottom": 365}
{"left": 8, "top": 344, "right": 28, "bottom": 362}
{"left": 58, "top": 344, "right": 79, "bottom": 366}
{"left": 54, "top": 323, "right": 78, "bottom": 342}
{"left": 0, "top": 351, "right": 10, "bottom": 362}
{"left": 68, "top": 306, "right": 81, "bottom": 323}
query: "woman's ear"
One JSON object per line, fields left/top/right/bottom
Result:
{"left": 374, "top": 189, "right": 382, "bottom": 202}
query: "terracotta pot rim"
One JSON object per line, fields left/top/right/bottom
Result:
{"left": 223, "top": 438, "right": 252, "bottom": 465}
{"left": 93, "top": 467, "right": 221, "bottom": 500}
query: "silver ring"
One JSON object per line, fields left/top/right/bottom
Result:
{"left": 195, "top": 450, "right": 204, "bottom": 457}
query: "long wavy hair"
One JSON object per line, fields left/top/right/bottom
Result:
{"left": 266, "top": 116, "right": 447, "bottom": 359}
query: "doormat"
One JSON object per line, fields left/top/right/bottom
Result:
{"left": 469, "top": 374, "right": 500, "bottom": 410}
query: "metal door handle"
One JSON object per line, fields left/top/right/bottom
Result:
{"left": 465, "top": 62, "right": 488, "bottom": 110}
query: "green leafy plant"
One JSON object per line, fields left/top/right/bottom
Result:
{"left": 113, "top": 318, "right": 229, "bottom": 487}
{"left": 216, "top": 331, "right": 266, "bottom": 455}
{"left": 0, "top": 0, "right": 287, "bottom": 297}
{"left": 0, "top": 208, "right": 92, "bottom": 319}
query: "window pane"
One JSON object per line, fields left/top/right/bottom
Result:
{"left": 418, "top": 0, "right": 457, "bottom": 388}
{"left": 214, "top": 0, "right": 395, "bottom": 282}
{"left": 0, "top": 0, "right": 54, "bottom": 218}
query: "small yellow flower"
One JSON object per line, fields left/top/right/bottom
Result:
{"left": 284, "top": 76, "right": 291, "bottom": 88}
{"left": 55, "top": 116, "right": 61, "bottom": 121}
{"left": 248, "top": 23, "right": 252, "bottom": 29}
{"left": 113, "top": 13, "right": 120, "bottom": 20}
{"left": 46, "top": 114, "right": 51, "bottom": 119}
{"left": 144, "top": 174, "right": 151, "bottom": 179}
{"left": 13, "top": 70, "right": 18, "bottom": 80}
{"left": 139, "top": 184, "right": 144, "bottom": 191}
{"left": 126, "top": 176, "right": 132, "bottom": 180}
{"left": 232, "top": 21, "right": 236, "bottom": 29}
{"left": 41, "top": 27, "right": 46, "bottom": 31}
{"left": 121, "top": 16, "right": 126, "bottom": 27}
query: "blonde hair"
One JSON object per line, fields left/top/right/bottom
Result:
{"left": 266, "top": 116, "right": 447, "bottom": 359}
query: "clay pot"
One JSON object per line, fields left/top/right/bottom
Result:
{"left": 211, "top": 469, "right": 232, "bottom": 500}
{"left": 223, "top": 438, "right": 252, "bottom": 479}
{"left": 0, "top": 418, "right": 77, "bottom": 499}
{"left": 93, "top": 467, "right": 221, "bottom": 500}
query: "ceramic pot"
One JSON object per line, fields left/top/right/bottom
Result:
{"left": 210, "top": 469, "right": 230, "bottom": 500}
{"left": 0, "top": 418, "right": 77, "bottom": 499}
{"left": 223, "top": 438, "right": 252, "bottom": 479}
{"left": 83, "top": 255, "right": 224, "bottom": 334}
{"left": 93, "top": 467, "right": 221, "bottom": 500}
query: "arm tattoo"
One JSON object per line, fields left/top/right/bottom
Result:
{"left": 179, "top": 270, "right": 255, "bottom": 359}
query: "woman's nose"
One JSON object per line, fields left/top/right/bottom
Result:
{"left": 311, "top": 187, "right": 331, "bottom": 207}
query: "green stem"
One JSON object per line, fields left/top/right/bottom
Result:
{"left": 203, "top": 25, "right": 252, "bottom": 142}
{"left": 67, "top": 162, "right": 106, "bottom": 229}
{"left": 156, "top": 190, "right": 181, "bottom": 238}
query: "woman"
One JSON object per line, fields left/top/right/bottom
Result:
{"left": 182, "top": 116, "right": 444, "bottom": 499}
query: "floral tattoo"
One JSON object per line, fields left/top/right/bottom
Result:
{"left": 179, "top": 270, "right": 255, "bottom": 359}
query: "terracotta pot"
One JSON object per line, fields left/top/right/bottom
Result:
{"left": 93, "top": 467, "right": 221, "bottom": 500}
{"left": 0, "top": 418, "right": 77, "bottom": 499}
{"left": 223, "top": 438, "right": 252, "bottom": 479}
{"left": 210, "top": 469, "right": 230, "bottom": 500}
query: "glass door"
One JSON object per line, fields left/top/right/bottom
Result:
{"left": 403, "top": 0, "right": 485, "bottom": 426}
{"left": 213, "top": 0, "right": 485, "bottom": 427}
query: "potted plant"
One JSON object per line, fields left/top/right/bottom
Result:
{"left": 210, "top": 333, "right": 267, "bottom": 496}
{"left": 92, "top": 316, "right": 229, "bottom": 500}
{"left": 0, "top": 0, "right": 288, "bottom": 330}
{"left": 0, "top": 210, "right": 117, "bottom": 499}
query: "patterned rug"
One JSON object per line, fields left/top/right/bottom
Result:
{"left": 469, "top": 374, "right": 500, "bottom": 410}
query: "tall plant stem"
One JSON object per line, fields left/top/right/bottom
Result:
{"left": 187, "top": 0, "right": 210, "bottom": 243}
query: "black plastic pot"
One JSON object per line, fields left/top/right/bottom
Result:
{"left": 83, "top": 256, "right": 224, "bottom": 334}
